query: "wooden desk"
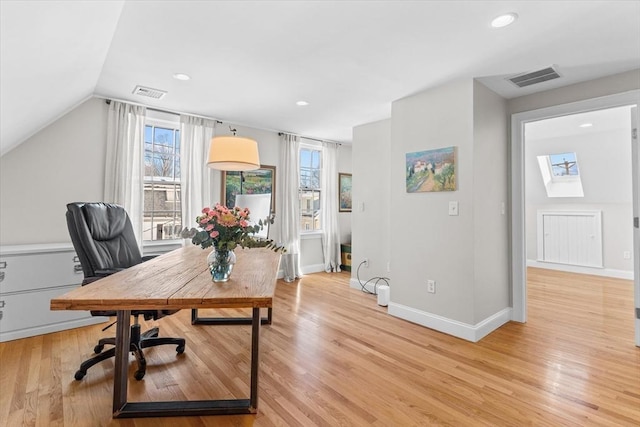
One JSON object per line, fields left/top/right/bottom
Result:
{"left": 50, "top": 246, "right": 281, "bottom": 419}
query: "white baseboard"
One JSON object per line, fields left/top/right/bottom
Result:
{"left": 0, "top": 316, "right": 108, "bottom": 343}
{"left": 387, "top": 303, "right": 512, "bottom": 343}
{"left": 301, "top": 263, "right": 326, "bottom": 275}
{"left": 527, "top": 259, "right": 634, "bottom": 280}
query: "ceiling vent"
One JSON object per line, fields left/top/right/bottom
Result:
{"left": 508, "top": 66, "right": 561, "bottom": 88}
{"left": 132, "top": 85, "right": 167, "bottom": 99}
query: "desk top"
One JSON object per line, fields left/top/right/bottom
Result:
{"left": 50, "top": 246, "right": 281, "bottom": 311}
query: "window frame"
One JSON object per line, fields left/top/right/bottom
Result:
{"left": 143, "top": 117, "right": 182, "bottom": 242}
{"left": 299, "top": 143, "right": 323, "bottom": 233}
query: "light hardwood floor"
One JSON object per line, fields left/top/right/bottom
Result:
{"left": 1, "top": 268, "right": 638, "bottom": 426}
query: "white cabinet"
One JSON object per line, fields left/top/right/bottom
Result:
{"left": 0, "top": 244, "right": 107, "bottom": 342}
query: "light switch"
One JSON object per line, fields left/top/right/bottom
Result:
{"left": 448, "top": 201, "right": 459, "bottom": 216}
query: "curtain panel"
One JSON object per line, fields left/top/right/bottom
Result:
{"left": 104, "top": 101, "right": 146, "bottom": 248}
{"left": 320, "top": 141, "right": 341, "bottom": 272}
{"left": 278, "top": 133, "right": 302, "bottom": 281}
{"left": 180, "top": 115, "right": 216, "bottom": 230}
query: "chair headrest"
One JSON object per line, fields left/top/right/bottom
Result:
{"left": 82, "top": 203, "right": 129, "bottom": 241}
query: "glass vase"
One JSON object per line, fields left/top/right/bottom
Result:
{"left": 207, "top": 248, "right": 236, "bottom": 282}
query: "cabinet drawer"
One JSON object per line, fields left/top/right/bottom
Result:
{"left": 0, "top": 286, "right": 98, "bottom": 338}
{"left": 0, "top": 251, "right": 82, "bottom": 293}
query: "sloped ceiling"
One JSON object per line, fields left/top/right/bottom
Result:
{"left": 2, "top": 0, "right": 640, "bottom": 156}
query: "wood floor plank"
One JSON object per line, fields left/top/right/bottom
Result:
{"left": 1, "top": 267, "right": 639, "bottom": 426}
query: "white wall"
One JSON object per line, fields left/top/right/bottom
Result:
{"left": 390, "top": 79, "right": 476, "bottom": 325}
{"left": 351, "top": 78, "right": 510, "bottom": 341}
{"left": 0, "top": 97, "right": 352, "bottom": 273}
{"left": 0, "top": 97, "right": 109, "bottom": 244}
{"left": 472, "top": 81, "right": 510, "bottom": 323}
{"left": 509, "top": 69, "right": 640, "bottom": 115}
{"left": 525, "top": 127, "right": 634, "bottom": 274}
{"left": 351, "top": 118, "right": 391, "bottom": 284}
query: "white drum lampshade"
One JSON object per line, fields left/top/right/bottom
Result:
{"left": 207, "top": 136, "right": 260, "bottom": 171}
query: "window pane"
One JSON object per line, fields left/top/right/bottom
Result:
{"left": 311, "top": 150, "right": 320, "bottom": 169}
{"left": 153, "top": 152, "right": 174, "bottom": 179}
{"left": 549, "top": 152, "right": 579, "bottom": 176}
{"left": 144, "top": 152, "right": 154, "bottom": 177}
{"left": 154, "top": 127, "right": 174, "bottom": 148}
{"left": 145, "top": 125, "right": 152, "bottom": 143}
{"left": 299, "top": 190, "right": 321, "bottom": 231}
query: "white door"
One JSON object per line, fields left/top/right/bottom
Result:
{"left": 632, "top": 106, "right": 640, "bottom": 347}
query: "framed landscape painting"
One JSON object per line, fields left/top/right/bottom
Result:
{"left": 222, "top": 165, "right": 276, "bottom": 213}
{"left": 406, "top": 146, "right": 456, "bottom": 193}
{"left": 338, "top": 173, "right": 352, "bottom": 212}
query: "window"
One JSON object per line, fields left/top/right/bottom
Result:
{"left": 536, "top": 151, "right": 584, "bottom": 197}
{"left": 143, "top": 123, "right": 182, "bottom": 240}
{"left": 299, "top": 146, "right": 322, "bottom": 231}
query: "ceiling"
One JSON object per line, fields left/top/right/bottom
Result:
{"left": 2, "top": 1, "right": 639, "bottom": 156}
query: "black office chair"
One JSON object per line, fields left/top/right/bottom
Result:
{"left": 66, "top": 202, "right": 185, "bottom": 381}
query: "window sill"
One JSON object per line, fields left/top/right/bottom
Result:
{"left": 143, "top": 239, "right": 184, "bottom": 255}
{"left": 300, "top": 232, "right": 322, "bottom": 240}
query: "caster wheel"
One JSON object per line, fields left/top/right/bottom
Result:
{"left": 74, "top": 370, "right": 86, "bottom": 381}
{"left": 176, "top": 345, "right": 185, "bottom": 354}
{"left": 134, "top": 370, "right": 145, "bottom": 381}
{"left": 93, "top": 344, "right": 104, "bottom": 354}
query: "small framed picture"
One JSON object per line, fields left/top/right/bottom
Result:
{"left": 338, "top": 173, "right": 352, "bottom": 212}
{"left": 221, "top": 165, "right": 276, "bottom": 214}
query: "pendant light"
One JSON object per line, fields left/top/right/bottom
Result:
{"left": 207, "top": 127, "right": 260, "bottom": 171}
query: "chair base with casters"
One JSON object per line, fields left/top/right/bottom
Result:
{"left": 74, "top": 313, "right": 186, "bottom": 381}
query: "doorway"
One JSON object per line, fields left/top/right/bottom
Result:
{"left": 510, "top": 90, "right": 640, "bottom": 346}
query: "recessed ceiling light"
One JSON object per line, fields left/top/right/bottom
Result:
{"left": 491, "top": 13, "right": 518, "bottom": 28}
{"left": 579, "top": 123, "right": 593, "bottom": 128}
{"left": 296, "top": 101, "right": 309, "bottom": 106}
{"left": 173, "top": 73, "right": 191, "bottom": 81}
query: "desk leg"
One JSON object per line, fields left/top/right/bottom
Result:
{"left": 113, "top": 310, "right": 131, "bottom": 416}
{"left": 250, "top": 307, "right": 260, "bottom": 411}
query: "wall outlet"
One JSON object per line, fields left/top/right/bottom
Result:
{"left": 427, "top": 279, "right": 436, "bottom": 293}
{"left": 623, "top": 251, "right": 631, "bottom": 260}
{"left": 363, "top": 258, "right": 369, "bottom": 267}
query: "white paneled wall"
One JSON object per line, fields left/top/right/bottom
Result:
{"left": 537, "top": 210, "right": 603, "bottom": 268}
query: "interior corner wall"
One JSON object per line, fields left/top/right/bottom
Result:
{"left": 351, "top": 118, "right": 391, "bottom": 285}
{"left": 472, "top": 81, "right": 510, "bottom": 323}
{"left": 389, "top": 79, "right": 476, "bottom": 325}
{"left": 0, "top": 97, "right": 109, "bottom": 245}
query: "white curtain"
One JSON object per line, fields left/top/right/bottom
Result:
{"left": 320, "top": 141, "right": 341, "bottom": 272}
{"left": 104, "top": 101, "right": 146, "bottom": 248}
{"left": 278, "top": 133, "right": 302, "bottom": 282}
{"left": 180, "top": 115, "right": 216, "bottom": 229}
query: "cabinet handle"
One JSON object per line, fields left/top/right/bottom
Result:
{"left": 73, "top": 256, "right": 80, "bottom": 262}
{"left": 74, "top": 265, "right": 83, "bottom": 273}
{"left": 0, "top": 300, "right": 5, "bottom": 308}
{"left": 0, "top": 261, "right": 6, "bottom": 269}
{"left": 0, "top": 271, "right": 4, "bottom": 282}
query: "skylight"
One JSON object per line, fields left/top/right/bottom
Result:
{"left": 537, "top": 152, "right": 584, "bottom": 197}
